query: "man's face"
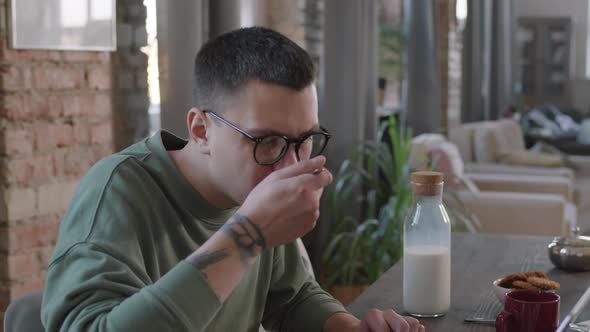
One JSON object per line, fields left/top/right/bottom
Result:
{"left": 207, "top": 80, "right": 319, "bottom": 206}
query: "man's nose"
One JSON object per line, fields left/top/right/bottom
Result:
{"left": 273, "top": 145, "right": 298, "bottom": 170}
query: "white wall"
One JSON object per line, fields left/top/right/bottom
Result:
{"left": 515, "top": 0, "right": 589, "bottom": 79}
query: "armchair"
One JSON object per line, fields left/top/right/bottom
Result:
{"left": 449, "top": 119, "right": 590, "bottom": 232}
{"left": 410, "top": 134, "right": 577, "bottom": 236}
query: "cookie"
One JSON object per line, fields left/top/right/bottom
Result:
{"left": 512, "top": 280, "right": 538, "bottom": 290}
{"left": 524, "top": 271, "right": 548, "bottom": 279}
{"left": 498, "top": 273, "right": 528, "bottom": 288}
{"left": 526, "top": 276, "right": 560, "bottom": 290}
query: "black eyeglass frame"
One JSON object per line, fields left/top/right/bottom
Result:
{"left": 202, "top": 110, "right": 331, "bottom": 166}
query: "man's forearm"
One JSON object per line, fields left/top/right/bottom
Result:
{"left": 186, "top": 213, "right": 266, "bottom": 302}
{"left": 323, "top": 312, "right": 361, "bottom": 332}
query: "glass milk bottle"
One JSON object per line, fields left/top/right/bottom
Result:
{"left": 403, "top": 171, "right": 451, "bottom": 317}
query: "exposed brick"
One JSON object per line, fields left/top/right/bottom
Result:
{"left": 36, "top": 217, "right": 60, "bottom": 247}
{"left": 0, "top": 128, "right": 34, "bottom": 156}
{"left": 26, "top": 93, "right": 62, "bottom": 119}
{"left": 36, "top": 183, "right": 63, "bottom": 215}
{"left": 0, "top": 65, "right": 23, "bottom": 91}
{"left": 63, "top": 95, "right": 82, "bottom": 117}
{"left": 37, "top": 245, "right": 55, "bottom": 268}
{"left": 52, "top": 149, "right": 66, "bottom": 177}
{"left": 96, "top": 52, "right": 112, "bottom": 64}
{"left": 93, "top": 144, "right": 113, "bottom": 163}
{"left": 76, "top": 94, "right": 112, "bottom": 118}
{"left": 0, "top": 46, "right": 114, "bottom": 316}
{"left": 3, "top": 49, "right": 35, "bottom": 63}
{"left": 3, "top": 157, "right": 34, "bottom": 186}
{"left": 0, "top": 94, "right": 24, "bottom": 120}
{"left": 33, "top": 154, "right": 56, "bottom": 181}
{"left": 91, "top": 121, "right": 113, "bottom": 145}
{"left": 0, "top": 287, "right": 9, "bottom": 313}
{"left": 62, "top": 51, "right": 97, "bottom": 63}
{"left": 37, "top": 181, "right": 77, "bottom": 215}
{"left": 0, "top": 252, "right": 36, "bottom": 280}
{"left": 90, "top": 94, "right": 112, "bottom": 118}
{"left": 76, "top": 95, "right": 93, "bottom": 117}
{"left": 61, "top": 181, "right": 78, "bottom": 211}
{"left": 72, "top": 123, "right": 90, "bottom": 145}
{"left": 4, "top": 50, "right": 61, "bottom": 63}
{"left": 22, "top": 67, "right": 32, "bottom": 90}
{"left": 3, "top": 223, "right": 38, "bottom": 253}
{"left": 10, "top": 274, "right": 45, "bottom": 298}
{"left": 87, "top": 65, "right": 112, "bottom": 90}
{"left": 33, "top": 65, "right": 85, "bottom": 90}
{"left": 0, "top": 225, "right": 7, "bottom": 252}
{"left": 34, "top": 123, "right": 74, "bottom": 151}
{"left": 0, "top": 187, "right": 37, "bottom": 221}
{"left": 65, "top": 149, "right": 94, "bottom": 176}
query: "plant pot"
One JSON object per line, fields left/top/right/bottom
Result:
{"left": 330, "top": 284, "right": 369, "bottom": 306}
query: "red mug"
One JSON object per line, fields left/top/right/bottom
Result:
{"left": 496, "top": 289, "right": 560, "bottom": 332}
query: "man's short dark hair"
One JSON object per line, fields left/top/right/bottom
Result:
{"left": 193, "top": 27, "right": 315, "bottom": 111}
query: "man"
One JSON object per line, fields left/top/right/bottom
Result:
{"left": 42, "top": 27, "right": 424, "bottom": 332}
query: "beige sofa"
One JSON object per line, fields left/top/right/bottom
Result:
{"left": 449, "top": 119, "right": 590, "bottom": 232}
{"left": 410, "top": 134, "right": 577, "bottom": 236}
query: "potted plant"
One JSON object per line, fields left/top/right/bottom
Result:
{"left": 321, "top": 116, "right": 479, "bottom": 305}
{"left": 321, "top": 115, "right": 413, "bottom": 305}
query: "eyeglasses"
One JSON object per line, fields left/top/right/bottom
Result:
{"left": 202, "top": 110, "right": 331, "bottom": 166}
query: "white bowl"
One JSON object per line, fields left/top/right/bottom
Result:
{"left": 492, "top": 278, "right": 556, "bottom": 304}
{"left": 493, "top": 278, "right": 511, "bottom": 304}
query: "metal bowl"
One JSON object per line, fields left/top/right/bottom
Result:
{"left": 548, "top": 231, "right": 590, "bottom": 272}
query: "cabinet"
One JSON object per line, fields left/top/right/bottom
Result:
{"left": 517, "top": 18, "right": 571, "bottom": 107}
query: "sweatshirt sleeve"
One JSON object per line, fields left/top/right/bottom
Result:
{"left": 42, "top": 244, "right": 221, "bottom": 332}
{"left": 41, "top": 158, "right": 223, "bottom": 331}
{"left": 262, "top": 243, "right": 347, "bottom": 332}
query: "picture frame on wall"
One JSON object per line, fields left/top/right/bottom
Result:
{"left": 8, "top": 0, "right": 116, "bottom": 51}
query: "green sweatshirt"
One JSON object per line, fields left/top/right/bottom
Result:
{"left": 41, "top": 130, "right": 345, "bottom": 332}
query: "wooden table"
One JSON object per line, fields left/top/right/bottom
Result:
{"left": 347, "top": 233, "right": 590, "bottom": 331}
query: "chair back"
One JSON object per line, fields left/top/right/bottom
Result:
{"left": 3, "top": 290, "right": 44, "bottom": 332}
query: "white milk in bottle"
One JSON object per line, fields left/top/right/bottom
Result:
{"left": 403, "top": 172, "right": 451, "bottom": 317}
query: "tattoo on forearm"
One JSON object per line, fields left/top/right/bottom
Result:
{"left": 187, "top": 249, "right": 229, "bottom": 278}
{"left": 185, "top": 214, "right": 266, "bottom": 275}
{"left": 222, "top": 213, "right": 267, "bottom": 267}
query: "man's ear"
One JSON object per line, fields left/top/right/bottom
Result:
{"left": 187, "top": 108, "right": 211, "bottom": 155}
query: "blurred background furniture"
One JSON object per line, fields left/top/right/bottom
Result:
{"left": 450, "top": 119, "right": 590, "bottom": 232}
{"left": 410, "top": 134, "right": 577, "bottom": 236}
{"left": 520, "top": 105, "right": 590, "bottom": 156}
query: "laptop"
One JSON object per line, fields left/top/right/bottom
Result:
{"left": 557, "top": 284, "right": 590, "bottom": 332}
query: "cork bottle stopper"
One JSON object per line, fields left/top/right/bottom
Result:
{"left": 411, "top": 171, "right": 443, "bottom": 196}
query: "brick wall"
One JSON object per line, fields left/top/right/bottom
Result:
{"left": 112, "top": 0, "right": 150, "bottom": 151}
{"left": 435, "top": 0, "right": 462, "bottom": 130}
{"left": 0, "top": 2, "right": 115, "bottom": 326}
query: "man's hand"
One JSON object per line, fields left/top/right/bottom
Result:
{"left": 359, "top": 309, "right": 424, "bottom": 332}
{"left": 237, "top": 155, "right": 333, "bottom": 248}
{"left": 186, "top": 156, "right": 331, "bottom": 303}
{"left": 324, "top": 311, "right": 425, "bottom": 332}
